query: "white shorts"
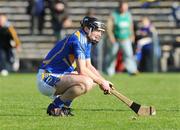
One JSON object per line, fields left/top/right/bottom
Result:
{"left": 36, "top": 69, "right": 63, "bottom": 98}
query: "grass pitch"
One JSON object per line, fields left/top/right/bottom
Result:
{"left": 0, "top": 73, "right": 180, "bottom": 130}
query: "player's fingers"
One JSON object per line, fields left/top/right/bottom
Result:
{"left": 104, "top": 89, "right": 111, "bottom": 95}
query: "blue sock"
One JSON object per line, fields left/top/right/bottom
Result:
{"left": 53, "top": 97, "right": 64, "bottom": 108}
{"left": 64, "top": 100, "right": 72, "bottom": 107}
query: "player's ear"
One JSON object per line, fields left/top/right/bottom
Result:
{"left": 84, "top": 26, "right": 89, "bottom": 34}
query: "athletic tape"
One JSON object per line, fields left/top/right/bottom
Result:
{"left": 130, "top": 102, "right": 141, "bottom": 113}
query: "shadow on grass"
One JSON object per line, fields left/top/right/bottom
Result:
{"left": 156, "top": 109, "right": 179, "bottom": 112}
{"left": 73, "top": 108, "right": 130, "bottom": 112}
{"left": 1, "top": 108, "right": 178, "bottom": 117}
{"left": 41, "top": 107, "right": 180, "bottom": 112}
{"left": 73, "top": 108, "right": 180, "bottom": 115}
{"left": 0, "top": 114, "right": 43, "bottom": 117}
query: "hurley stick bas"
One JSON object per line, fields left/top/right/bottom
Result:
{"left": 110, "top": 86, "right": 156, "bottom": 116}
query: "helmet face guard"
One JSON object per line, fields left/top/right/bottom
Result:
{"left": 92, "top": 21, "right": 106, "bottom": 32}
{"left": 80, "top": 16, "right": 106, "bottom": 44}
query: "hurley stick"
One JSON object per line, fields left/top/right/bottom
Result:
{"left": 110, "top": 86, "right": 156, "bottom": 116}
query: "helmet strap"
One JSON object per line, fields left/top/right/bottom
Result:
{"left": 88, "top": 27, "right": 92, "bottom": 36}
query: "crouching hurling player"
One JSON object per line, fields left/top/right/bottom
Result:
{"left": 37, "top": 16, "right": 111, "bottom": 116}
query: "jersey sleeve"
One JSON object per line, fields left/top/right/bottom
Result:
{"left": 73, "top": 40, "right": 86, "bottom": 60}
{"left": 85, "top": 43, "right": 91, "bottom": 59}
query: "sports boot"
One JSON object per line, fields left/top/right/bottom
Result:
{"left": 47, "top": 103, "right": 65, "bottom": 116}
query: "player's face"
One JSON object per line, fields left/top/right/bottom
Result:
{"left": 119, "top": 3, "right": 128, "bottom": 13}
{"left": 0, "top": 15, "right": 7, "bottom": 27}
{"left": 88, "top": 29, "right": 104, "bottom": 44}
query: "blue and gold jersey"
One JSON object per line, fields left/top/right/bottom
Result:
{"left": 40, "top": 29, "right": 92, "bottom": 74}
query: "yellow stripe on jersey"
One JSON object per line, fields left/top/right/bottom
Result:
{"left": 72, "top": 62, "right": 77, "bottom": 69}
{"left": 69, "top": 54, "right": 77, "bottom": 69}
{"left": 69, "top": 54, "right": 74, "bottom": 63}
{"left": 43, "top": 36, "right": 69, "bottom": 66}
{"left": 63, "top": 55, "right": 76, "bottom": 68}
{"left": 41, "top": 72, "right": 45, "bottom": 80}
{"left": 75, "top": 31, "right": 81, "bottom": 40}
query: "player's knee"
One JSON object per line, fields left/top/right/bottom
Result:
{"left": 81, "top": 77, "right": 94, "bottom": 92}
{"left": 73, "top": 84, "right": 87, "bottom": 95}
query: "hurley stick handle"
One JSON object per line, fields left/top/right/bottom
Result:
{"left": 110, "top": 87, "right": 133, "bottom": 107}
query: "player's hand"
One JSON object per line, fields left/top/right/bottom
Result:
{"left": 99, "top": 80, "right": 111, "bottom": 95}
{"left": 131, "top": 35, "right": 135, "bottom": 43}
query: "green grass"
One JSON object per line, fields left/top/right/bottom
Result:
{"left": 0, "top": 73, "right": 180, "bottom": 130}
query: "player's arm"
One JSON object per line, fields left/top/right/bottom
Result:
{"left": 8, "top": 25, "right": 21, "bottom": 52}
{"left": 76, "top": 58, "right": 103, "bottom": 85}
{"left": 107, "top": 15, "right": 116, "bottom": 44}
{"left": 8, "top": 25, "right": 21, "bottom": 47}
{"left": 86, "top": 59, "right": 113, "bottom": 88}
{"left": 76, "top": 58, "right": 110, "bottom": 93}
{"left": 86, "top": 59, "right": 105, "bottom": 81}
{"left": 73, "top": 37, "right": 110, "bottom": 93}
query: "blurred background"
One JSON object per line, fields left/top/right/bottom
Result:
{"left": 0, "top": 0, "right": 179, "bottom": 75}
